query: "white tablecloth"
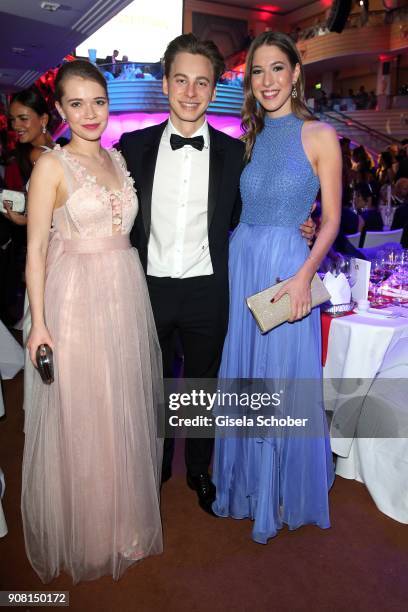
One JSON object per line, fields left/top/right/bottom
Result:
{"left": 324, "top": 311, "right": 408, "bottom": 523}
{"left": 0, "top": 319, "right": 25, "bottom": 415}
{"left": 0, "top": 320, "right": 24, "bottom": 537}
{"left": 324, "top": 312, "right": 408, "bottom": 380}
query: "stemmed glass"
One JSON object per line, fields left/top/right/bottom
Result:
{"left": 370, "top": 255, "right": 389, "bottom": 305}
{"left": 400, "top": 249, "right": 408, "bottom": 265}
{"left": 393, "top": 253, "right": 408, "bottom": 306}
{"left": 335, "top": 256, "right": 357, "bottom": 287}
{"left": 382, "top": 247, "right": 401, "bottom": 274}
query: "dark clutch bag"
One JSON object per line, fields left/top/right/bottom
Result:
{"left": 36, "top": 344, "right": 54, "bottom": 384}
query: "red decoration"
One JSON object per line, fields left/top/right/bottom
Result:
{"left": 256, "top": 3, "right": 279, "bottom": 10}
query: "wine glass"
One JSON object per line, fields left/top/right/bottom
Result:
{"left": 400, "top": 249, "right": 408, "bottom": 265}
{"left": 370, "top": 257, "right": 389, "bottom": 305}
{"left": 335, "top": 256, "right": 357, "bottom": 287}
{"left": 393, "top": 261, "right": 408, "bottom": 307}
{"left": 382, "top": 247, "right": 401, "bottom": 274}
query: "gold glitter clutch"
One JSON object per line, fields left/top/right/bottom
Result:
{"left": 246, "top": 273, "right": 331, "bottom": 334}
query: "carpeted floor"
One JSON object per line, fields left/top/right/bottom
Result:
{"left": 1, "top": 371, "right": 407, "bottom": 612}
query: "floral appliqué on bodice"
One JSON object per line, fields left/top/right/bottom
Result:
{"left": 51, "top": 145, "right": 137, "bottom": 239}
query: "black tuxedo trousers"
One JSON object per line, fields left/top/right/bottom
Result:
{"left": 147, "top": 274, "right": 228, "bottom": 476}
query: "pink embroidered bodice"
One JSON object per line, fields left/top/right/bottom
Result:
{"left": 50, "top": 145, "right": 137, "bottom": 239}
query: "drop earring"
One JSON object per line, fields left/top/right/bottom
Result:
{"left": 291, "top": 84, "right": 297, "bottom": 99}
{"left": 42, "top": 125, "right": 47, "bottom": 134}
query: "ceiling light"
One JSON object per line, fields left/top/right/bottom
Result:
{"left": 40, "top": 1, "right": 61, "bottom": 11}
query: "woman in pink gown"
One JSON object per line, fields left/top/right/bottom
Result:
{"left": 22, "top": 60, "right": 163, "bottom": 583}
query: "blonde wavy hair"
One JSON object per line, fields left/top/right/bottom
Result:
{"left": 241, "top": 31, "right": 314, "bottom": 160}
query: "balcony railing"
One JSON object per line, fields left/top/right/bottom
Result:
{"left": 295, "top": 7, "right": 408, "bottom": 65}
{"left": 318, "top": 108, "right": 408, "bottom": 154}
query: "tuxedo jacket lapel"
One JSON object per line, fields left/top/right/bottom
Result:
{"left": 139, "top": 121, "right": 167, "bottom": 239}
{"left": 208, "top": 125, "right": 225, "bottom": 230}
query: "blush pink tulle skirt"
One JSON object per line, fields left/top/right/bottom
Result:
{"left": 22, "top": 233, "right": 163, "bottom": 584}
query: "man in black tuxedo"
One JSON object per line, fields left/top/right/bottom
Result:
{"left": 120, "top": 34, "right": 314, "bottom": 515}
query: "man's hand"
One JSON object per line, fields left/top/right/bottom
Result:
{"left": 299, "top": 203, "right": 317, "bottom": 246}
{"left": 2, "top": 202, "right": 27, "bottom": 226}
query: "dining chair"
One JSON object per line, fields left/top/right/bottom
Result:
{"left": 362, "top": 228, "right": 403, "bottom": 248}
{"left": 345, "top": 232, "right": 361, "bottom": 248}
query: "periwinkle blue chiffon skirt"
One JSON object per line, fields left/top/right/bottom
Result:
{"left": 212, "top": 223, "right": 334, "bottom": 544}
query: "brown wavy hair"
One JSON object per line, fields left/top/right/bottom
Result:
{"left": 241, "top": 31, "right": 314, "bottom": 160}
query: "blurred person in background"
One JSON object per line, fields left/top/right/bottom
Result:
{"left": 105, "top": 49, "right": 119, "bottom": 76}
{"left": 395, "top": 139, "right": 408, "bottom": 181}
{"left": 3, "top": 88, "right": 55, "bottom": 226}
{"left": 355, "top": 182, "right": 383, "bottom": 246}
{"left": 0, "top": 89, "right": 54, "bottom": 325}
{"left": 391, "top": 178, "right": 408, "bottom": 247}
{"left": 387, "top": 142, "right": 401, "bottom": 175}
{"left": 352, "top": 145, "right": 375, "bottom": 185}
{"left": 376, "top": 150, "right": 396, "bottom": 186}
{"left": 340, "top": 188, "right": 359, "bottom": 235}
{"left": 367, "top": 90, "right": 377, "bottom": 109}
{"left": 340, "top": 137, "right": 353, "bottom": 193}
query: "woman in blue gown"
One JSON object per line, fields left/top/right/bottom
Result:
{"left": 212, "top": 32, "right": 341, "bottom": 543}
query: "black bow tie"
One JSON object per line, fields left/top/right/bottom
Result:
{"left": 170, "top": 134, "right": 204, "bottom": 151}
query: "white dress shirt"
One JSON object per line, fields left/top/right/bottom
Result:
{"left": 147, "top": 119, "right": 212, "bottom": 278}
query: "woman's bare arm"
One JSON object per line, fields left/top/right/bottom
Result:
{"left": 26, "top": 153, "right": 62, "bottom": 364}
{"left": 273, "top": 122, "right": 341, "bottom": 321}
{"left": 300, "top": 122, "right": 342, "bottom": 278}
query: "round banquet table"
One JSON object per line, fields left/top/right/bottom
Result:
{"left": 323, "top": 310, "right": 408, "bottom": 523}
